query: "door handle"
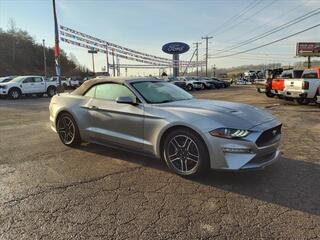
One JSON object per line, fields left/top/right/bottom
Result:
{"left": 89, "top": 105, "right": 99, "bottom": 110}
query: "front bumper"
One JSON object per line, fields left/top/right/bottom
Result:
{"left": 0, "top": 89, "right": 8, "bottom": 95}
{"left": 204, "top": 119, "right": 281, "bottom": 171}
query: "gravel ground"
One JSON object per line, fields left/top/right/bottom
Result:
{"left": 0, "top": 85, "right": 319, "bottom": 240}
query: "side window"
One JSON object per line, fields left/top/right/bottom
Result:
{"left": 22, "top": 77, "right": 32, "bottom": 83}
{"left": 302, "top": 71, "right": 318, "bottom": 79}
{"left": 84, "top": 86, "right": 96, "bottom": 98}
{"left": 95, "top": 83, "right": 136, "bottom": 101}
{"left": 33, "top": 77, "right": 43, "bottom": 83}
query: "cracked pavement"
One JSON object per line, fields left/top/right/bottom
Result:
{"left": 0, "top": 86, "right": 319, "bottom": 239}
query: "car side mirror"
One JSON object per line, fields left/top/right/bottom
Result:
{"left": 116, "top": 96, "right": 137, "bottom": 105}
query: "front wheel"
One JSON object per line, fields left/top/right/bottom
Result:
{"left": 57, "top": 113, "right": 82, "bottom": 147}
{"left": 8, "top": 88, "right": 21, "bottom": 99}
{"left": 163, "top": 129, "right": 209, "bottom": 177}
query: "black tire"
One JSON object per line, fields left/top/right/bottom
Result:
{"left": 295, "top": 98, "right": 310, "bottom": 105}
{"left": 257, "top": 88, "right": 261, "bottom": 93}
{"left": 162, "top": 128, "right": 210, "bottom": 177}
{"left": 187, "top": 84, "right": 193, "bottom": 91}
{"left": 200, "top": 83, "right": 206, "bottom": 90}
{"left": 215, "top": 84, "right": 221, "bottom": 89}
{"left": 265, "top": 91, "right": 275, "bottom": 98}
{"left": 56, "top": 113, "right": 82, "bottom": 147}
{"left": 8, "top": 88, "right": 21, "bottom": 100}
{"left": 47, "top": 86, "right": 56, "bottom": 97}
{"left": 36, "top": 93, "right": 43, "bottom": 98}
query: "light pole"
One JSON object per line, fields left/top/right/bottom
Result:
{"left": 88, "top": 49, "right": 97, "bottom": 74}
{"left": 42, "top": 39, "right": 47, "bottom": 78}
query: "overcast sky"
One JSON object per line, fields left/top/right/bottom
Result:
{"left": 0, "top": 0, "right": 319, "bottom": 76}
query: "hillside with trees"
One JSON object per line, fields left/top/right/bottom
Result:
{"left": 0, "top": 25, "right": 86, "bottom": 77}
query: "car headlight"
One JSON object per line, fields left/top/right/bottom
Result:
{"left": 210, "top": 128, "right": 251, "bottom": 139}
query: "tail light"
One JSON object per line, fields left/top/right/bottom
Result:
{"left": 302, "top": 81, "right": 309, "bottom": 90}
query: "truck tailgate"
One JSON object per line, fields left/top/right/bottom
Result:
{"left": 284, "top": 78, "right": 303, "bottom": 91}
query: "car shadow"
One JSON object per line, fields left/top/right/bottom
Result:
{"left": 76, "top": 143, "right": 320, "bottom": 217}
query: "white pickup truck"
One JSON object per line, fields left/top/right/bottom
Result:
{"left": 283, "top": 68, "right": 320, "bottom": 105}
{"left": 0, "top": 75, "right": 57, "bottom": 99}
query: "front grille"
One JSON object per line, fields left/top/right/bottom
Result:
{"left": 256, "top": 124, "right": 282, "bottom": 147}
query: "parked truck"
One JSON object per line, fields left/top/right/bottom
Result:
{"left": 266, "top": 70, "right": 303, "bottom": 98}
{"left": 283, "top": 68, "right": 320, "bottom": 105}
{"left": 0, "top": 75, "right": 57, "bottom": 99}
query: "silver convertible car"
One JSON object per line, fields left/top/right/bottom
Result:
{"left": 49, "top": 77, "right": 282, "bottom": 176}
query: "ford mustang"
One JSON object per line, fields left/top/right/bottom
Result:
{"left": 49, "top": 77, "right": 282, "bottom": 176}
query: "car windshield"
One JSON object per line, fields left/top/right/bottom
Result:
{"left": 132, "top": 81, "right": 193, "bottom": 104}
{"left": 10, "top": 76, "right": 26, "bottom": 83}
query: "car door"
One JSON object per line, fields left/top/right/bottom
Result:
{"left": 84, "top": 83, "right": 145, "bottom": 150}
{"left": 21, "top": 77, "right": 34, "bottom": 93}
{"left": 32, "top": 77, "right": 45, "bottom": 93}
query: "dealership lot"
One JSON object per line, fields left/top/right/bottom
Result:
{"left": 0, "top": 86, "right": 319, "bottom": 239}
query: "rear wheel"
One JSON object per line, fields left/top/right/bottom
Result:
{"left": 8, "top": 88, "right": 21, "bottom": 99}
{"left": 265, "top": 91, "right": 275, "bottom": 98}
{"left": 187, "top": 84, "right": 193, "bottom": 91}
{"left": 47, "top": 86, "right": 56, "bottom": 97}
{"left": 57, "top": 113, "right": 81, "bottom": 146}
{"left": 163, "top": 128, "right": 209, "bottom": 177}
{"left": 296, "top": 98, "right": 310, "bottom": 105}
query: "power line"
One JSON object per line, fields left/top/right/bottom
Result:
{"left": 211, "top": 23, "right": 320, "bottom": 59}
{"left": 214, "top": 8, "right": 320, "bottom": 54}
{"left": 208, "top": 0, "right": 262, "bottom": 36}
{"left": 223, "top": 0, "right": 310, "bottom": 45}
{"left": 215, "top": 0, "right": 278, "bottom": 37}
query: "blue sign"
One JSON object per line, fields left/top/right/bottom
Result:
{"left": 162, "top": 42, "right": 190, "bottom": 54}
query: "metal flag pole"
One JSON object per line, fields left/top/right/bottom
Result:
{"left": 52, "top": 0, "right": 62, "bottom": 94}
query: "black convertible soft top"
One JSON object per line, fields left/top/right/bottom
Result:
{"left": 71, "top": 77, "right": 156, "bottom": 96}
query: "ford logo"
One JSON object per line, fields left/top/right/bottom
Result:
{"left": 162, "top": 42, "right": 190, "bottom": 54}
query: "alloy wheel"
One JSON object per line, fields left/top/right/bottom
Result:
{"left": 58, "top": 116, "right": 75, "bottom": 144}
{"left": 166, "top": 134, "right": 200, "bottom": 175}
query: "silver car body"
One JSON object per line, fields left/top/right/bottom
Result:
{"left": 49, "top": 77, "right": 281, "bottom": 171}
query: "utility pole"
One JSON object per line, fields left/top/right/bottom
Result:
{"left": 106, "top": 44, "right": 110, "bottom": 75}
{"left": 88, "top": 49, "right": 97, "bottom": 74}
{"left": 112, "top": 49, "right": 116, "bottom": 77}
{"left": 42, "top": 39, "right": 47, "bottom": 78}
{"left": 193, "top": 42, "right": 201, "bottom": 76}
{"left": 202, "top": 36, "right": 213, "bottom": 77}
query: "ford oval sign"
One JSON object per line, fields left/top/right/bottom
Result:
{"left": 162, "top": 42, "right": 190, "bottom": 54}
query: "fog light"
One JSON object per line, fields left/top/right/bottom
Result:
{"left": 222, "top": 147, "right": 253, "bottom": 154}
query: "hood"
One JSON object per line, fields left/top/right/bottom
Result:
{"left": 155, "top": 99, "right": 275, "bottom": 129}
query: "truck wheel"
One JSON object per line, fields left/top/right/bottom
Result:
{"left": 296, "top": 98, "right": 310, "bottom": 105}
{"left": 187, "top": 84, "right": 193, "bottom": 91}
{"left": 47, "top": 86, "right": 57, "bottom": 97}
{"left": 8, "top": 88, "right": 21, "bottom": 100}
{"left": 265, "top": 91, "right": 275, "bottom": 98}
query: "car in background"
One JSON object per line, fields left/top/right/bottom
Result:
{"left": 167, "top": 77, "right": 187, "bottom": 89}
{"left": 195, "top": 77, "right": 216, "bottom": 89}
{"left": 178, "top": 77, "right": 202, "bottom": 91}
{"left": 49, "top": 77, "right": 282, "bottom": 176}
{"left": 211, "top": 77, "right": 230, "bottom": 88}
{"left": 283, "top": 68, "right": 320, "bottom": 105}
{"left": 0, "top": 76, "right": 16, "bottom": 83}
{"left": 255, "top": 79, "right": 267, "bottom": 93}
{"left": 0, "top": 75, "right": 57, "bottom": 99}
{"left": 51, "top": 76, "right": 80, "bottom": 89}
